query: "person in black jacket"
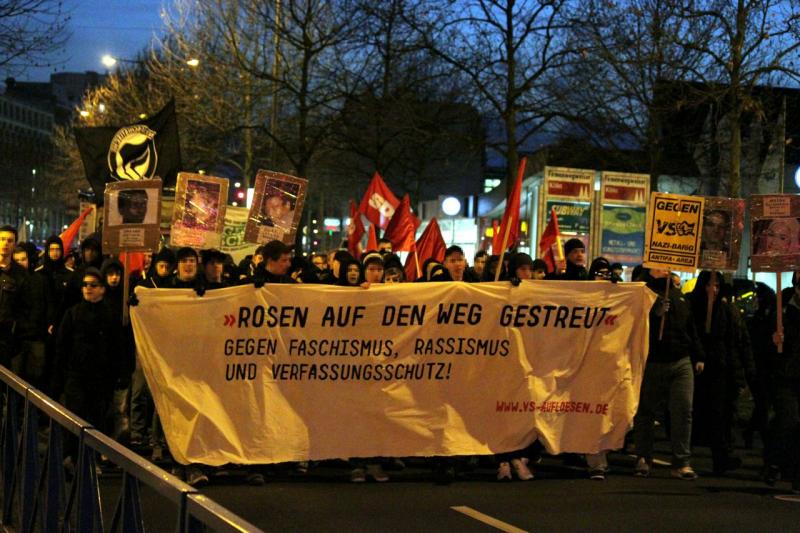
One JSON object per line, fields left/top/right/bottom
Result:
{"left": 550, "top": 238, "right": 588, "bottom": 280}
{"left": 10, "top": 244, "right": 47, "bottom": 389}
{"left": 170, "top": 247, "right": 201, "bottom": 289}
{"left": 633, "top": 268, "right": 705, "bottom": 480}
{"left": 770, "top": 275, "right": 800, "bottom": 493}
{"left": 689, "top": 271, "right": 746, "bottom": 474}
{"left": 0, "top": 226, "right": 32, "bottom": 366}
{"left": 253, "top": 240, "right": 295, "bottom": 285}
{"left": 53, "top": 267, "right": 124, "bottom": 437}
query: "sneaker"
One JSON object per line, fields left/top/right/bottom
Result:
{"left": 246, "top": 472, "right": 265, "bottom": 486}
{"left": 350, "top": 468, "right": 366, "bottom": 483}
{"left": 497, "top": 462, "right": 512, "bottom": 481}
{"left": 511, "top": 458, "right": 534, "bottom": 480}
{"left": 366, "top": 464, "right": 389, "bottom": 482}
{"left": 589, "top": 468, "right": 606, "bottom": 481}
{"left": 186, "top": 466, "right": 209, "bottom": 487}
{"left": 671, "top": 466, "right": 698, "bottom": 480}
{"left": 634, "top": 457, "right": 650, "bottom": 477}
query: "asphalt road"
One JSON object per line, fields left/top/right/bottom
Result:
{"left": 99, "top": 442, "right": 800, "bottom": 532}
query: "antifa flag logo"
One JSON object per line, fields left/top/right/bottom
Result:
{"left": 107, "top": 125, "right": 158, "bottom": 181}
{"left": 74, "top": 99, "right": 181, "bottom": 204}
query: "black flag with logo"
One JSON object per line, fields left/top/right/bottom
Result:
{"left": 74, "top": 99, "right": 181, "bottom": 203}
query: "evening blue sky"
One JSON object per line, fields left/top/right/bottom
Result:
{"left": 24, "top": 0, "right": 166, "bottom": 81}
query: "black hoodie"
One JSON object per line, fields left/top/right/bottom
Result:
{"left": 62, "top": 235, "right": 104, "bottom": 316}
{"left": 646, "top": 276, "right": 705, "bottom": 364}
{"left": 36, "top": 235, "right": 72, "bottom": 330}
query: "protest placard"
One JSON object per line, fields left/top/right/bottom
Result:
{"left": 170, "top": 172, "right": 228, "bottom": 249}
{"left": 245, "top": 170, "right": 307, "bottom": 245}
{"left": 131, "top": 281, "right": 656, "bottom": 465}
{"left": 699, "top": 197, "right": 745, "bottom": 271}
{"left": 102, "top": 179, "right": 162, "bottom": 254}
{"left": 643, "top": 192, "right": 704, "bottom": 272}
{"left": 750, "top": 194, "right": 800, "bottom": 272}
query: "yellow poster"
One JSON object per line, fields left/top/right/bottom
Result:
{"left": 643, "top": 192, "right": 705, "bottom": 272}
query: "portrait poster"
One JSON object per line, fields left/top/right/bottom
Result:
{"left": 643, "top": 192, "right": 704, "bottom": 273}
{"left": 699, "top": 197, "right": 745, "bottom": 272}
{"left": 102, "top": 179, "right": 163, "bottom": 254}
{"left": 750, "top": 194, "right": 800, "bottom": 272}
{"left": 245, "top": 170, "right": 308, "bottom": 245}
{"left": 170, "top": 172, "right": 228, "bottom": 249}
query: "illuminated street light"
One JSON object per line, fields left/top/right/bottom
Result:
{"left": 186, "top": 58, "right": 200, "bottom": 67}
{"left": 79, "top": 110, "right": 90, "bottom": 118}
{"left": 101, "top": 54, "right": 117, "bottom": 68}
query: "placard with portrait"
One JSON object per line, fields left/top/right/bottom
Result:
{"left": 750, "top": 194, "right": 800, "bottom": 272}
{"left": 699, "top": 197, "right": 744, "bottom": 271}
{"left": 170, "top": 172, "right": 228, "bottom": 249}
{"left": 245, "top": 170, "right": 307, "bottom": 245}
{"left": 103, "top": 179, "right": 163, "bottom": 253}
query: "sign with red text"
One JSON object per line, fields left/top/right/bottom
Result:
{"left": 750, "top": 194, "right": 800, "bottom": 272}
{"left": 131, "top": 281, "right": 656, "bottom": 465}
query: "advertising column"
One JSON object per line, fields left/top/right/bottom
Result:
{"left": 540, "top": 166, "right": 595, "bottom": 255}
{"left": 596, "top": 172, "right": 649, "bottom": 265}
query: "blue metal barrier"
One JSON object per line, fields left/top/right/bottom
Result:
{"left": 0, "top": 366, "right": 262, "bottom": 532}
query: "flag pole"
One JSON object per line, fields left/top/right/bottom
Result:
{"left": 705, "top": 270, "right": 715, "bottom": 334}
{"left": 414, "top": 248, "right": 421, "bottom": 279}
{"left": 776, "top": 272, "right": 783, "bottom": 354}
{"left": 494, "top": 220, "right": 512, "bottom": 282}
{"left": 122, "top": 252, "right": 130, "bottom": 327}
{"left": 658, "top": 272, "right": 670, "bottom": 340}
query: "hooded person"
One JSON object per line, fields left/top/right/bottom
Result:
{"left": 383, "top": 254, "right": 405, "bottom": 283}
{"left": 509, "top": 253, "right": 535, "bottom": 282}
{"left": 37, "top": 236, "right": 72, "bottom": 333}
{"left": 62, "top": 234, "right": 104, "bottom": 316}
{"left": 141, "top": 248, "right": 176, "bottom": 289}
{"left": 531, "top": 259, "right": 548, "bottom": 280}
{"left": 337, "top": 257, "right": 363, "bottom": 286}
{"left": 688, "top": 271, "right": 750, "bottom": 475}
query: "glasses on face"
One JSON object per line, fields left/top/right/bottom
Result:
{"left": 81, "top": 281, "right": 101, "bottom": 288}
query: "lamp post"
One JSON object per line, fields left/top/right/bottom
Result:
{"left": 441, "top": 196, "right": 461, "bottom": 246}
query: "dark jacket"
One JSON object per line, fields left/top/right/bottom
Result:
{"left": 646, "top": 277, "right": 705, "bottom": 364}
{"left": 36, "top": 236, "right": 72, "bottom": 331}
{"left": 779, "top": 293, "right": 800, "bottom": 380}
{"left": 53, "top": 299, "right": 124, "bottom": 395}
{"left": 0, "top": 261, "right": 44, "bottom": 342}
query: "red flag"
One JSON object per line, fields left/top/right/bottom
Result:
{"left": 366, "top": 223, "right": 378, "bottom": 252}
{"left": 383, "top": 194, "right": 420, "bottom": 252}
{"left": 358, "top": 171, "right": 400, "bottom": 229}
{"left": 119, "top": 252, "right": 147, "bottom": 278}
{"left": 492, "top": 157, "right": 527, "bottom": 254}
{"left": 404, "top": 217, "right": 446, "bottom": 281}
{"left": 59, "top": 206, "right": 94, "bottom": 251}
{"left": 346, "top": 199, "right": 365, "bottom": 257}
{"left": 538, "top": 207, "right": 564, "bottom": 273}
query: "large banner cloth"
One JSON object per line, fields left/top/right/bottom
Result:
{"left": 131, "top": 281, "right": 656, "bottom": 465}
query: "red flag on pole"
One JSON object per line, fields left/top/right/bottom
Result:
{"left": 383, "top": 194, "right": 420, "bottom": 252}
{"left": 404, "top": 217, "right": 447, "bottom": 281}
{"left": 346, "top": 199, "right": 365, "bottom": 258}
{"left": 492, "top": 157, "right": 527, "bottom": 254}
{"left": 538, "top": 206, "right": 564, "bottom": 274}
{"left": 366, "top": 223, "right": 378, "bottom": 252}
{"left": 59, "top": 205, "right": 94, "bottom": 251}
{"left": 119, "top": 251, "right": 147, "bottom": 278}
{"left": 358, "top": 171, "right": 400, "bottom": 229}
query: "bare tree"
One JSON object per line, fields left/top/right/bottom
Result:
{"left": 0, "top": 0, "right": 70, "bottom": 73}
{"left": 409, "top": 0, "right": 575, "bottom": 191}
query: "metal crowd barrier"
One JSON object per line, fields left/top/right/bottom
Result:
{"left": 0, "top": 365, "right": 262, "bottom": 532}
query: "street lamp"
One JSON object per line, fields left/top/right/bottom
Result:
{"left": 101, "top": 54, "right": 118, "bottom": 68}
{"left": 442, "top": 196, "right": 461, "bottom": 245}
{"left": 186, "top": 58, "right": 200, "bottom": 67}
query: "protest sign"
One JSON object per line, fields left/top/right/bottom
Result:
{"left": 245, "top": 170, "right": 307, "bottom": 245}
{"left": 77, "top": 201, "right": 97, "bottom": 244}
{"left": 220, "top": 206, "right": 259, "bottom": 264}
{"left": 541, "top": 166, "right": 595, "bottom": 256}
{"left": 597, "top": 172, "right": 649, "bottom": 265}
{"left": 131, "top": 281, "right": 656, "bottom": 466}
{"left": 643, "top": 192, "right": 704, "bottom": 272}
{"left": 102, "top": 179, "right": 162, "bottom": 254}
{"left": 170, "top": 172, "right": 228, "bottom": 249}
{"left": 699, "top": 197, "right": 745, "bottom": 271}
{"left": 750, "top": 194, "right": 800, "bottom": 272}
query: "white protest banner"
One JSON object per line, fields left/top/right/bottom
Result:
{"left": 643, "top": 192, "right": 704, "bottom": 272}
{"left": 131, "top": 281, "right": 656, "bottom": 466}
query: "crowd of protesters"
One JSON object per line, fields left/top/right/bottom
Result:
{"left": 0, "top": 223, "right": 798, "bottom": 493}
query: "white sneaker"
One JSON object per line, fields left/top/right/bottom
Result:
{"left": 511, "top": 458, "right": 534, "bottom": 480}
{"left": 350, "top": 468, "right": 366, "bottom": 483}
{"left": 366, "top": 463, "right": 389, "bottom": 482}
{"left": 497, "top": 462, "right": 512, "bottom": 481}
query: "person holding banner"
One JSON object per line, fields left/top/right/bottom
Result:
{"left": 170, "top": 248, "right": 202, "bottom": 289}
{"left": 552, "top": 238, "right": 588, "bottom": 280}
{"left": 634, "top": 268, "right": 704, "bottom": 480}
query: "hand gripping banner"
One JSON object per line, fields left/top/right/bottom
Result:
{"left": 131, "top": 282, "right": 657, "bottom": 465}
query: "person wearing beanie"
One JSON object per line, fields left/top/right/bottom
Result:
{"left": 551, "top": 238, "right": 588, "bottom": 280}
{"left": 509, "top": 253, "right": 535, "bottom": 281}
{"left": 383, "top": 254, "right": 405, "bottom": 283}
{"left": 53, "top": 266, "right": 124, "bottom": 466}
{"left": 531, "top": 258, "right": 547, "bottom": 280}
